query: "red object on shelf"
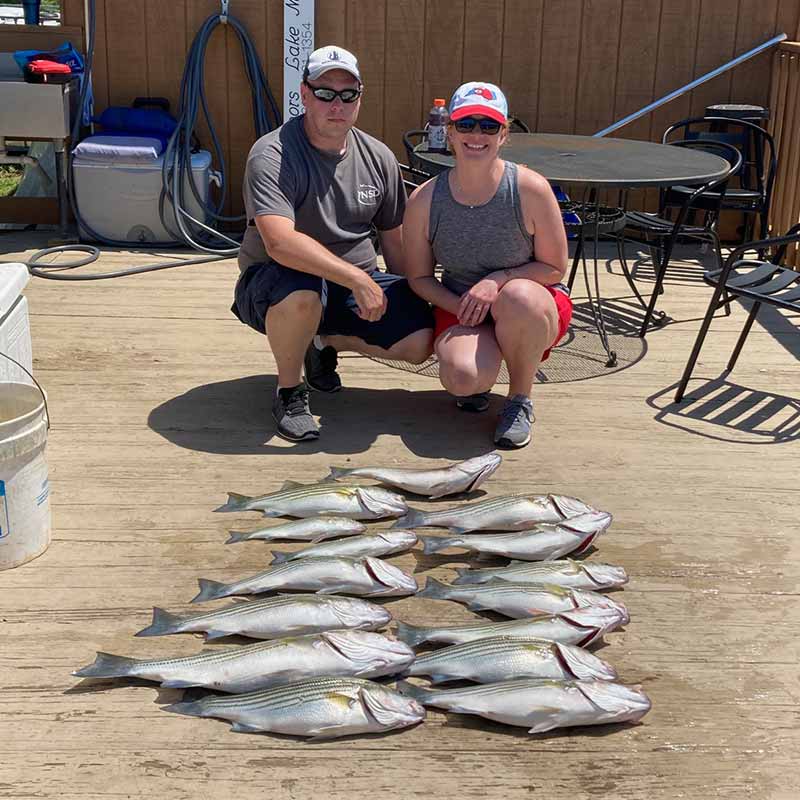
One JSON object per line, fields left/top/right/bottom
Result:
{"left": 24, "top": 59, "right": 73, "bottom": 84}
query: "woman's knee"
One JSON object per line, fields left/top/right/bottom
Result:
{"left": 494, "top": 280, "right": 558, "bottom": 326}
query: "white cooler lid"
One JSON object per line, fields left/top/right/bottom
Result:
{"left": 0, "top": 264, "right": 30, "bottom": 319}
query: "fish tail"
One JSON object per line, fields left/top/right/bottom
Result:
{"left": 163, "top": 700, "right": 205, "bottom": 718}
{"left": 326, "top": 466, "right": 353, "bottom": 482}
{"left": 419, "top": 535, "right": 456, "bottom": 555}
{"left": 395, "top": 621, "right": 430, "bottom": 648}
{"left": 417, "top": 577, "right": 453, "bottom": 600}
{"left": 72, "top": 651, "right": 140, "bottom": 679}
{"left": 451, "top": 568, "right": 481, "bottom": 585}
{"left": 191, "top": 578, "right": 230, "bottom": 604}
{"left": 225, "top": 530, "right": 250, "bottom": 545}
{"left": 396, "top": 680, "right": 433, "bottom": 704}
{"left": 134, "top": 607, "right": 183, "bottom": 637}
{"left": 213, "top": 492, "right": 253, "bottom": 513}
{"left": 269, "top": 550, "right": 290, "bottom": 565}
{"left": 392, "top": 508, "right": 427, "bottom": 529}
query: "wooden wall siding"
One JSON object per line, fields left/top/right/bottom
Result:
{"left": 768, "top": 42, "right": 800, "bottom": 264}
{"left": 2, "top": 0, "right": 800, "bottom": 219}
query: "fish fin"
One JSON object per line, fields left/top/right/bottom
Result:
{"left": 326, "top": 466, "right": 352, "bottom": 482}
{"left": 72, "top": 651, "right": 140, "bottom": 679}
{"left": 270, "top": 550, "right": 290, "bottom": 565}
{"left": 427, "top": 673, "right": 453, "bottom": 685}
{"left": 213, "top": 492, "right": 253, "bottom": 513}
{"left": 230, "top": 721, "right": 264, "bottom": 734}
{"left": 203, "top": 629, "right": 231, "bottom": 641}
{"left": 163, "top": 700, "right": 204, "bottom": 718}
{"left": 306, "top": 726, "right": 348, "bottom": 742}
{"left": 447, "top": 525, "right": 472, "bottom": 535}
{"left": 261, "top": 510, "right": 283, "bottom": 518}
{"left": 419, "top": 535, "right": 457, "bottom": 555}
{"left": 427, "top": 481, "right": 455, "bottom": 500}
{"left": 315, "top": 586, "right": 342, "bottom": 595}
{"left": 527, "top": 717, "right": 561, "bottom": 734}
{"left": 280, "top": 480, "right": 304, "bottom": 490}
{"left": 395, "top": 680, "right": 432, "bottom": 704}
{"left": 416, "top": 577, "right": 452, "bottom": 600}
{"left": 191, "top": 578, "right": 230, "bottom": 604}
{"left": 160, "top": 678, "right": 201, "bottom": 689}
{"left": 225, "top": 530, "right": 251, "bottom": 544}
{"left": 391, "top": 508, "right": 427, "bottom": 529}
{"left": 134, "top": 607, "right": 183, "bottom": 637}
{"left": 395, "top": 622, "right": 428, "bottom": 648}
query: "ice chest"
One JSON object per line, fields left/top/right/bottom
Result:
{"left": 73, "top": 149, "right": 213, "bottom": 244}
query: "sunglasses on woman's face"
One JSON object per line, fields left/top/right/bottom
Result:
{"left": 304, "top": 82, "right": 362, "bottom": 103}
{"left": 452, "top": 117, "right": 503, "bottom": 135}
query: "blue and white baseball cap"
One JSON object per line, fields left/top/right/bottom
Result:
{"left": 304, "top": 46, "right": 362, "bottom": 83}
{"left": 449, "top": 82, "right": 508, "bottom": 124}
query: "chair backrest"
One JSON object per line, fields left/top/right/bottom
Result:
{"left": 662, "top": 116, "right": 776, "bottom": 206}
{"left": 661, "top": 139, "right": 743, "bottom": 220}
{"left": 402, "top": 129, "right": 430, "bottom": 171}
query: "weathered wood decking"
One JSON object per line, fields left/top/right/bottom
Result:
{"left": 1, "top": 232, "right": 798, "bottom": 799}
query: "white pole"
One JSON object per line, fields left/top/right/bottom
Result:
{"left": 283, "top": 0, "right": 315, "bottom": 122}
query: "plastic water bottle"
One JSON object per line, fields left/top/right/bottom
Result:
{"left": 427, "top": 99, "right": 449, "bottom": 153}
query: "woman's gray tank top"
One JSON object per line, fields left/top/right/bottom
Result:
{"left": 429, "top": 161, "right": 533, "bottom": 295}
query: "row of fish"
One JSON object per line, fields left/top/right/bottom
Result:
{"left": 73, "top": 453, "right": 650, "bottom": 739}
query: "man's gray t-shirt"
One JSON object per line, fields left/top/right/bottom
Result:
{"left": 238, "top": 115, "right": 406, "bottom": 273}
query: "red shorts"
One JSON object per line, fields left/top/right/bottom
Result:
{"left": 433, "top": 286, "right": 573, "bottom": 362}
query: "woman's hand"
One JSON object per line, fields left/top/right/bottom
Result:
{"left": 458, "top": 275, "right": 503, "bottom": 326}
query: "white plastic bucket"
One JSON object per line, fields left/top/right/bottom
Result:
{"left": 0, "top": 382, "right": 50, "bottom": 570}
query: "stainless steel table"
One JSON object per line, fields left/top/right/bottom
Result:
{"left": 414, "top": 133, "right": 732, "bottom": 365}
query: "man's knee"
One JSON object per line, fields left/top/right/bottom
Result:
{"left": 269, "top": 289, "right": 322, "bottom": 318}
{"left": 386, "top": 328, "right": 434, "bottom": 364}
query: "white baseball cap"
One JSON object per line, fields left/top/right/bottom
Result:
{"left": 304, "top": 46, "right": 362, "bottom": 83}
{"left": 449, "top": 82, "right": 508, "bottom": 124}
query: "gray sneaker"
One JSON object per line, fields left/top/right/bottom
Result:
{"left": 272, "top": 384, "right": 319, "bottom": 442}
{"left": 494, "top": 394, "right": 534, "bottom": 448}
{"left": 456, "top": 392, "right": 490, "bottom": 413}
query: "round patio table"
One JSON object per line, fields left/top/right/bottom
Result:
{"left": 414, "top": 133, "right": 732, "bottom": 365}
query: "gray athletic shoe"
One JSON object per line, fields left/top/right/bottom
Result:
{"left": 456, "top": 392, "right": 491, "bottom": 413}
{"left": 494, "top": 394, "right": 534, "bottom": 448}
{"left": 272, "top": 384, "right": 319, "bottom": 442}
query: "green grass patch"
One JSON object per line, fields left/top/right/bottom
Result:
{"left": 0, "top": 165, "right": 23, "bottom": 198}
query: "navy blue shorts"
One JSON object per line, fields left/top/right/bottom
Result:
{"left": 232, "top": 260, "right": 434, "bottom": 351}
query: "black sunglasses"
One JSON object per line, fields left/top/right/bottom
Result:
{"left": 452, "top": 117, "right": 503, "bottom": 135}
{"left": 304, "top": 81, "right": 362, "bottom": 104}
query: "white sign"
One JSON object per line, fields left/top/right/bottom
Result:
{"left": 283, "top": 0, "right": 314, "bottom": 121}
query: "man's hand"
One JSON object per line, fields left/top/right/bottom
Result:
{"left": 352, "top": 272, "right": 387, "bottom": 322}
{"left": 458, "top": 275, "right": 503, "bottom": 327}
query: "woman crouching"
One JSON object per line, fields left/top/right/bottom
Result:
{"left": 404, "top": 82, "right": 572, "bottom": 448}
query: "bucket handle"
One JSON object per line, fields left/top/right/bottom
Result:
{"left": 0, "top": 351, "right": 50, "bottom": 430}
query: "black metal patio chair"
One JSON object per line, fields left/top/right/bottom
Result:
{"left": 618, "top": 139, "right": 742, "bottom": 337}
{"left": 674, "top": 224, "right": 800, "bottom": 402}
{"left": 662, "top": 116, "right": 777, "bottom": 242}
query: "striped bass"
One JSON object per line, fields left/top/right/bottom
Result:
{"left": 418, "top": 577, "right": 628, "bottom": 619}
{"left": 191, "top": 556, "right": 418, "bottom": 603}
{"left": 326, "top": 453, "right": 502, "bottom": 498}
{"left": 419, "top": 511, "right": 612, "bottom": 560}
{"left": 214, "top": 481, "right": 407, "bottom": 519}
{"left": 395, "top": 605, "right": 628, "bottom": 648}
{"left": 165, "top": 676, "right": 426, "bottom": 739}
{"left": 134, "top": 594, "right": 392, "bottom": 640}
{"left": 403, "top": 636, "right": 617, "bottom": 684}
{"left": 270, "top": 531, "right": 418, "bottom": 565}
{"left": 453, "top": 558, "right": 629, "bottom": 590}
{"left": 226, "top": 517, "right": 366, "bottom": 544}
{"left": 393, "top": 493, "right": 598, "bottom": 533}
{"left": 72, "top": 631, "right": 414, "bottom": 693}
{"left": 397, "top": 678, "right": 650, "bottom": 734}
